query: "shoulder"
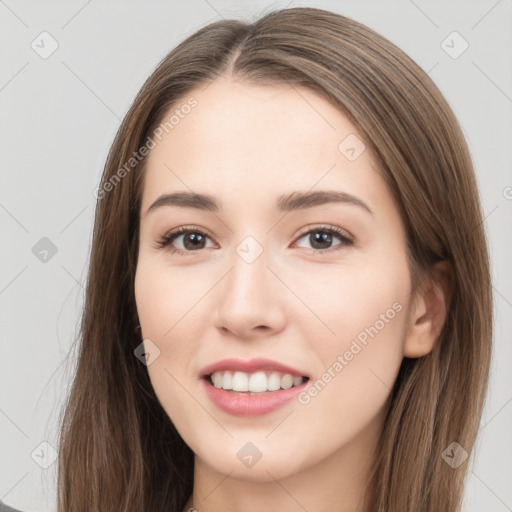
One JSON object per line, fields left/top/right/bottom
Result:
{"left": 0, "top": 501, "right": 24, "bottom": 512}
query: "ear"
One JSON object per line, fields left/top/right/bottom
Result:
{"left": 403, "top": 261, "right": 454, "bottom": 358}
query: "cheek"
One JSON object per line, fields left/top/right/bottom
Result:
{"left": 134, "top": 258, "right": 208, "bottom": 415}
{"left": 293, "top": 253, "right": 410, "bottom": 430}
{"left": 291, "top": 253, "right": 409, "bottom": 353}
{"left": 135, "top": 263, "right": 180, "bottom": 378}
{"left": 134, "top": 257, "right": 206, "bottom": 339}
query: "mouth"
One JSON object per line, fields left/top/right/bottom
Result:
{"left": 203, "top": 370, "right": 310, "bottom": 395}
{"left": 199, "top": 358, "right": 311, "bottom": 416}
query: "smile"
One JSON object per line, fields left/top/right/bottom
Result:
{"left": 208, "top": 370, "right": 306, "bottom": 393}
{"left": 199, "top": 358, "right": 310, "bottom": 416}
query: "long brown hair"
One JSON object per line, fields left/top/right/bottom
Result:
{"left": 57, "top": 7, "right": 492, "bottom": 512}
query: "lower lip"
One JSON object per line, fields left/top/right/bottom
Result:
{"left": 201, "top": 377, "right": 307, "bottom": 416}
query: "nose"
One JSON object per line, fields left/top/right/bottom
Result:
{"left": 213, "top": 247, "right": 286, "bottom": 339}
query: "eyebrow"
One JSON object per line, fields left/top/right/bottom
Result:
{"left": 145, "top": 190, "right": 373, "bottom": 216}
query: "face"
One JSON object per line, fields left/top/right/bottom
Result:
{"left": 135, "top": 78, "right": 413, "bottom": 482}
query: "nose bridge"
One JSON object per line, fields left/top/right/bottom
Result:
{"left": 214, "top": 236, "right": 285, "bottom": 336}
{"left": 225, "top": 239, "right": 270, "bottom": 308}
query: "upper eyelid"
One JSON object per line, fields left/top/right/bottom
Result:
{"left": 294, "top": 224, "right": 352, "bottom": 240}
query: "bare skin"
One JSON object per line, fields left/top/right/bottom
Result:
{"left": 134, "top": 77, "right": 451, "bottom": 512}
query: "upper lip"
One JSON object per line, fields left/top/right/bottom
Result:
{"left": 200, "top": 358, "right": 309, "bottom": 378}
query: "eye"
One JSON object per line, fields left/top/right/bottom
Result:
{"left": 156, "top": 226, "right": 215, "bottom": 255}
{"left": 156, "top": 224, "right": 354, "bottom": 255}
{"left": 293, "top": 225, "right": 354, "bottom": 253}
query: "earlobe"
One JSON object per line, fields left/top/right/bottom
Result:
{"left": 403, "top": 261, "right": 454, "bottom": 358}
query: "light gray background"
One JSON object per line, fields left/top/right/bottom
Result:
{"left": 1, "top": 1, "right": 511, "bottom": 511}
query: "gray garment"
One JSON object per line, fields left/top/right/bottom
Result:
{"left": 0, "top": 501, "right": 23, "bottom": 512}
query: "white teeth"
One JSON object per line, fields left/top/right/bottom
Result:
{"left": 267, "top": 372, "right": 281, "bottom": 391}
{"left": 209, "top": 370, "right": 306, "bottom": 392}
{"left": 248, "top": 371, "right": 268, "bottom": 392}
{"left": 222, "top": 371, "right": 233, "bottom": 389}
{"left": 232, "top": 371, "right": 249, "bottom": 391}
{"left": 212, "top": 372, "right": 223, "bottom": 388}
{"left": 281, "top": 374, "right": 294, "bottom": 389}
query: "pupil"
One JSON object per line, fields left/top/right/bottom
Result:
{"left": 184, "top": 233, "right": 204, "bottom": 250}
{"left": 311, "top": 232, "right": 331, "bottom": 250}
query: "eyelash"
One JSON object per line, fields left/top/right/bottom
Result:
{"left": 155, "top": 224, "right": 354, "bottom": 256}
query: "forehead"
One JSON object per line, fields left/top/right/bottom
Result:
{"left": 140, "top": 78, "right": 391, "bottom": 218}
{"left": 146, "top": 77, "right": 358, "bottom": 166}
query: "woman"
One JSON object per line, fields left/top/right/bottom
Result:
{"left": 55, "top": 7, "right": 492, "bottom": 512}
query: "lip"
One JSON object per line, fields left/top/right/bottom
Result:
{"left": 199, "top": 358, "right": 310, "bottom": 417}
{"left": 200, "top": 378, "right": 308, "bottom": 416}
{"left": 200, "top": 357, "right": 308, "bottom": 379}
